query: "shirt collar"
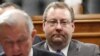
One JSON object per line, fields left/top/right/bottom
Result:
{"left": 47, "top": 43, "right": 69, "bottom": 56}
{"left": 28, "top": 48, "right": 33, "bottom": 56}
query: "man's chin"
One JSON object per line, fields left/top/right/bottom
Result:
{"left": 52, "top": 35, "right": 64, "bottom": 41}
{"left": 52, "top": 38, "right": 64, "bottom": 45}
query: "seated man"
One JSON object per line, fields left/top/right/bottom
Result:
{"left": 0, "top": 9, "right": 36, "bottom": 56}
{"left": 0, "top": 9, "right": 60, "bottom": 56}
{"left": 0, "top": 2, "right": 42, "bottom": 55}
{"left": 34, "top": 1, "right": 100, "bottom": 56}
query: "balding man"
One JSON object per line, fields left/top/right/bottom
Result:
{"left": 0, "top": 9, "right": 60, "bottom": 56}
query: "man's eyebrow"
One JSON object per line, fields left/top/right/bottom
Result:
{"left": 4, "top": 36, "right": 11, "bottom": 40}
{"left": 1, "top": 36, "right": 9, "bottom": 40}
{"left": 19, "top": 35, "right": 28, "bottom": 40}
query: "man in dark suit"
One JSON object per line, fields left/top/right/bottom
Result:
{"left": 0, "top": 9, "right": 36, "bottom": 56}
{"left": 0, "top": 2, "right": 43, "bottom": 56}
{"left": 33, "top": 1, "right": 100, "bottom": 56}
{"left": 0, "top": 9, "right": 60, "bottom": 56}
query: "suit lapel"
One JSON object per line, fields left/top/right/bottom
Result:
{"left": 33, "top": 41, "right": 49, "bottom": 52}
{"left": 68, "top": 40, "right": 79, "bottom": 56}
{"left": 1, "top": 54, "right": 6, "bottom": 56}
{"left": 33, "top": 40, "right": 80, "bottom": 56}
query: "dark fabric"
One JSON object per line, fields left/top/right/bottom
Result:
{"left": 83, "top": 0, "right": 100, "bottom": 14}
{"left": 1, "top": 39, "right": 99, "bottom": 56}
{"left": 33, "top": 39, "right": 100, "bottom": 56}
{"left": 33, "top": 35, "right": 42, "bottom": 45}
{"left": 33, "top": 47, "right": 61, "bottom": 56}
{"left": 1, "top": 47, "right": 61, "bottom": 56}
{"left": 56, "top": 50, "right": 65, "bottom": 56}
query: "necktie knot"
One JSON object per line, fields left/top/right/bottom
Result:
{"left": 56, "top": 50, "right": 64, "bottom": 56}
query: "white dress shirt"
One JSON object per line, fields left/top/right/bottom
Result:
{"left": 45, "top": 43, "right": 69, "bottom": 56}
{"left": 28, "top": 48, "right": 33, "bottom": 56}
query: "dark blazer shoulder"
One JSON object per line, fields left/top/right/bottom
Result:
{"left": 33, "top": 46, "right": 61, "bottom": 56}
{"left": 70, "top": 39, "right": 100, "bottom": 56}
{"left": 33, "top": 41, "right": 46, "bottom": 49}
{"left": 73, "top": 39, "right": 99, "bottom": 50}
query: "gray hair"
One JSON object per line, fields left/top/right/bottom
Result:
{"left": 43, "top": 1, "right": 74, "bottom": 22}
{"left": 0, "top": 9, "right": 34, "bottom": 34}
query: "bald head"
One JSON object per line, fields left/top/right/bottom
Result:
{"left": 0, "top": 9, "right": 34, "bottom": 34}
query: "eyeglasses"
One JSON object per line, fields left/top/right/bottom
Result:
{"left": 45, "top": 19, "right": 72, "bottom": 27}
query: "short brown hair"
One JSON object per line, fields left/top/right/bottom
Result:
{"left": 43, "top": 2, "right": 74, "bottom": 22}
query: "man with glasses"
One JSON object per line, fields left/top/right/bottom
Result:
{"left": 34, "top": 1, "right": 100, "bottom": 56}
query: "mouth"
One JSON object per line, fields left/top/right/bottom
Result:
{"left": 52, "top": 34, "right": 65, "bottom": 38}
{"left": 13, "top": 53, "right": 23, "bottom": 56}
{"left": 52, "top": 34, "right": 64, "bottom": 40}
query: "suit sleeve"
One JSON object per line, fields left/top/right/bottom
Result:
{"left": 93, "top": 45, "right": 100, "bottom": 56}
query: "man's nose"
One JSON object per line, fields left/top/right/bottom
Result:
{"left": 13, "top": 44, "right": 20, "bottom": 53}
{"left": 55, "top": 23, "right": 62, "bottom": 32}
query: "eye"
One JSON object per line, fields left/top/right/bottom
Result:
{"left": 18, "top": 37, "right": 27, "bottom": 44}
{"left": 60, "top": 21, "right": 67, "bottom": 25}
{"left": 6, "top": 41, "right": 13, "bottom": 45}
{"left": 61, "top": 21, "right": 68, "bottom": 24}
{"left": 46, "top": 20, "right": 57, "bottom": 25}
{"left": 48, "top": 20, "right": 56, "bottom": 24}
{"left": 4, "top": 40, "right": 14, "bottom": 47}
{"left": 61, "top": 20, "right": 71, "bottom": 25}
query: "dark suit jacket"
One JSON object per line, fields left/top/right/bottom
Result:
{"left": 33, "top": 47, "right": 61, "bottom": 56}
{"left": 33, "top": 39, "right": 100, "bottom": 56}
{"left": 1, "top": 47, "right": 61, "bottom": 56}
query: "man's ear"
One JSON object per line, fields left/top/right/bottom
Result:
{"left": 43, "top": 22, "right": 45, "bottom": 32}
{"left": 72, "top": 22, "right": 75, "bottom": 32}
{"left": 31, "top": 29, "right": 37, "bottom": 39}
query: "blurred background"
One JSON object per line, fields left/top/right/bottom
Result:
{"left": 0, "top": 0, "right": 100, "bottom": 16}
